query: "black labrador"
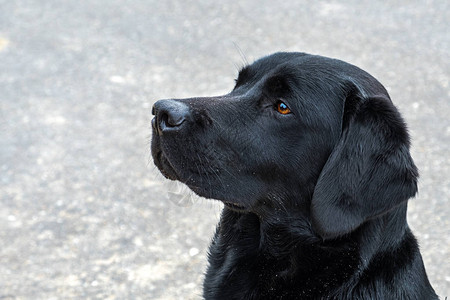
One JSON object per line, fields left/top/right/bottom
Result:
{"left": 151, "top": 53, "right": 437, "bottom": 299}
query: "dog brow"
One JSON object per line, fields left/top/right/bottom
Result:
{"left": 235, "top": 66, "right": 251, "bottom": 87}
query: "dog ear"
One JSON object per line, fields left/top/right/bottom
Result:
{"left": 311, "top": 92, "right": 418, "bottom": 240}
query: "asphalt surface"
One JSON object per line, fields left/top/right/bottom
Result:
{"left": 0, "top": 0, "right": 449, "bottom": 299}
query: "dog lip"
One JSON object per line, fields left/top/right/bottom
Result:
{"left": 155, "top": 151, "right": 179, "bottom": 180}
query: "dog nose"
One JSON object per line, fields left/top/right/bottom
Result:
{"left": 152, "top": 99, "right": 190, "bottom": 135}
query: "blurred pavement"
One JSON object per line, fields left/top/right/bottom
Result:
{"left": 0, "top": 0, "right": 449, "bottom": 299}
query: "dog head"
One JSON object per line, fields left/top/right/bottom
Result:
{"left": 151, "top": 52, "right": 418, "bottom": 239}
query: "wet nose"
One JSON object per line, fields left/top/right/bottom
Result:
{"left": 152, "top": 99, "right": 190, "bottom": 135}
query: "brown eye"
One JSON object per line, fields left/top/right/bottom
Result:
{"left": 276, "top": 101, "right": 291, "bottom": 115}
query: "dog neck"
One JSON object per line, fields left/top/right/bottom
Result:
{"left": 218, "top": 203, "right": 410, "bottom": 276}
{"left": 205, "top": 204, "right": 417, "bottom": 298}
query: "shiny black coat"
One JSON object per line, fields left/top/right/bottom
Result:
{"left": 151, "top": 53, "right": 437, "bottom": 299}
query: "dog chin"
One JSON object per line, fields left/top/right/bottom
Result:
{"left": 154, "top": 152, "right": 250, "bottom": 212}
{"left": 188, "top": 185, "right": 249, "bottom": 212}
{"left": 154, "top": 152, "right": 179, "bottom": 181}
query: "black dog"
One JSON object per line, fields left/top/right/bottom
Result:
{"left": 151, "top": 53, "right": 437, "bottom": 299}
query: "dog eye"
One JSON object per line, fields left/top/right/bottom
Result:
{"left": 276, "top": 101, "right": 292, "bottom": 115}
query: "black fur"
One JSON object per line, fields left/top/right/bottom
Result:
{"left": 151, "top": 52, "right": 437, "bottom": 299}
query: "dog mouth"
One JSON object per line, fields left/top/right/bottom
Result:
{"left": 154, "top": 151, "right": 179, "bottom": 181}
{"left": 153, "top": 140, "right": 249, "bottom": 212}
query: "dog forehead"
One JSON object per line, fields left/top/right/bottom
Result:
{"left": 235, "top": 53, "right": 303, "bottom": 87}
{"left": 238, "top": 53, "right": 306, "bottom": 82}
{"left": 244, "top": 53, "right": 388, "bottom": 99}
{"left": 236, "top": 53, "right": 355, "bottom": 88}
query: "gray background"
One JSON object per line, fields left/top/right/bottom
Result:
{"left": 0, "top": 0, "right": 448, "bottom": 299}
